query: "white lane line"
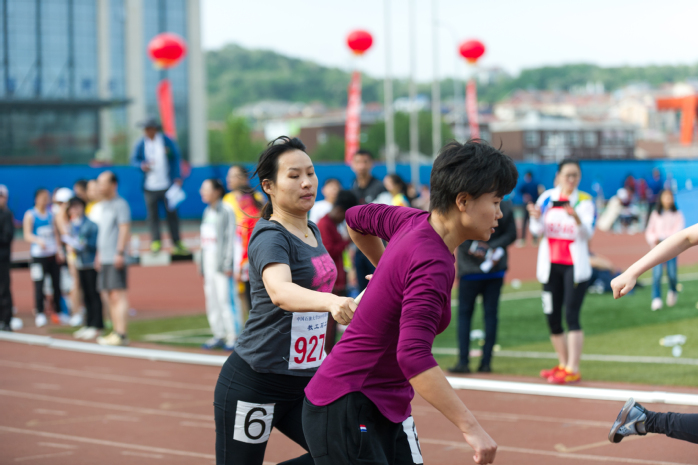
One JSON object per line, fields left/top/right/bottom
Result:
{"left": 121, "top": 450, "right": 164, "bottom": 459}
{"left": 33, "top": 409, "right": 67, "bottom": 416}
{"left": 31, "top": 383, "right": 60, "bottom": 390}
{"left": 420, "top": 438, "right": 691, "bottom": 465}
{"left": 0, "top": 426, "right": 215, "bottom": 460}
{"left": 0, "top": 360, "right": 211, "bottom": 392}
{"left": 0, "top": 389, "right": 211, "bottom": 421}
{"left": 37, "top": 442, "right": 78, "bottom": 449}
{"left": 14, "top": 451, "right": 74, "bottom": 462}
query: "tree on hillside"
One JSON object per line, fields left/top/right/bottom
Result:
{"left": 363, "top": 112, "right": 455, "bottom": 159}
{"left": 209, "top": 116, "right": 265, "bottom": 164}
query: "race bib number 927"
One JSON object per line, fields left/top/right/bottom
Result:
{"left": 289, "top": 312, "right": 327, "bottom": 370}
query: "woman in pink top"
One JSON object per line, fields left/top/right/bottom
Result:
{"left": 303, "top": 140, "right": 518, "bottom": 465}
{"left": 645, "top": 189, "right": 685, "bottom": 311}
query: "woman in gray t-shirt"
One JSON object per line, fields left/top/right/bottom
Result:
{"left": 213, "top": 137, "right": 357, "bottom": 465}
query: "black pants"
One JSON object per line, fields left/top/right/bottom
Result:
{"left": 457, "top": 277, "right": 503, "bottom": 368}
{"left": 354, "top": 249, "right": 376, "bottom": 292}
{"left": 144, "top": 189, "right": 181, "bottom": 243}
{"left": 303, "top": 392, "right": 423, "bottom": 465}
{"left": 31, "top": 256, "right": 62, "bottom": 314}
{"left": 78, "top": 268, "right": 103, "bottom": 329}
{"left": 213, "top": 352, "right": 314, "bottom": 465}
{"left": 520, "top": 207, "right": 530, "bottom": 241}
{"left": 0, "top": 261, "right": 12, "bottom": 326}
{"left": 543, "top": 264, "right": 590, "bottom": 335}
{"left": 646, "top": 411, "right": 698, "bottom": 444}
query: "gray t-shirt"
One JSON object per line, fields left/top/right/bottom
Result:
{"left": 97, "top": 196, "right": 131, "bottom": 265}
{"left": 234, "top": 219, "right": 337, "bottom": 376}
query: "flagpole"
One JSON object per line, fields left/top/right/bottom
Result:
{"left": 408, "top": 0, "right": 420, "bottom": 190}
{"left": 431, "top": 0, "right": 441, "bottom": 159}
{"left": 384, "top": 0, "right": 396, "bottom": 174}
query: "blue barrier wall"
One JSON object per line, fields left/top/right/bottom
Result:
{"left": 1, "top": 159, "right": 696, "bottom": 222}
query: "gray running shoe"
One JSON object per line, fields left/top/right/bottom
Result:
{"left": 608, "top": 398, "right": 648, "bottom": 443}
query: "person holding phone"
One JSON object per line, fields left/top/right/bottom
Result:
{"left": 527, "top": 159, "right": 596, "bottom": 385}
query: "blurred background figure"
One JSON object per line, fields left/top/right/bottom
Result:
{"left": 54, "top": 187, "right": 83, "bottom": 327}
{"left": 131, "top": 118, "right": 188, "bottom": 256}
{"left": 450, "top": 198, "right": 517, "bottom": 374}
{"left": 309, "top": 178, "right": 341, "bottom": 224}
{"left": 645, "top": 189, "right": 685, "bottom": 311}
{"left": 200, "top": 179, "right": 239, "bottom": 351}
{"left": 646, "top": 168, "right": 664, "bottom": 208}
{"left": 85, "top": 180, "right": 102, "bottom": 223}
{"left": 73, "top": 180, "right": 89, "bottom": 203}
{"left": 223, "top": 165, "right": 263, "bottom": 320}
{"left": 518, "top": 171, "right": 541, "bottom": 247}
{"left": 379, "top": 173, "right": 411, "bottom": 207}
{"left": 317, "top": 190, "right": 358, "bottom": 353}
{"left": 0, "top": 185, "right": 13, "bottom": 331}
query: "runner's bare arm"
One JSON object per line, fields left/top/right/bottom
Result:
{"left": 409, "top": 366, "right": 497, "bottom": 464}
{"left": 612, "top": 223, "right": 698, "bottom": 299}
{"left": 347, "top": 225, "right": 385, "bottom": 267}
{"left": 22, "top": 212, "right": 42, "bottom": 247}
{"left": 262, "top": 263, "right": 357, "bottom": 325}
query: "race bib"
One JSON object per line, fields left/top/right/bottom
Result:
{"left": 30, "top": 263, "right": 44, "bottom": 282}
{"left": 200, "top": 223, "right": 217, "bottom": 251}
{"left": 289, "top": 312, "right": 328, "bottom": 370}
{"left": 544, "top": 208, "right": 578, "bottom": 241}
{"left": 233, "top": 400, "right": 274, "bottom": 444}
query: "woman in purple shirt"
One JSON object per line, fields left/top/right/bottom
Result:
{"left": 303, "top": 140, "right": 518, "bottom": 465}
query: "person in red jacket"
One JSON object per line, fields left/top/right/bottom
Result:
{"left": 316, "top": 190, "right": 358, "bottom": 352}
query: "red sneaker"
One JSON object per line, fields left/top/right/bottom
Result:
{"left": 540, "top": 365, "right": 564, "bottom": 380}
{"left": 549, "top": 369, "right": 581, "bottom": 385}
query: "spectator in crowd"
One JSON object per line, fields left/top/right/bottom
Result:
{"left": 200, "top": 179, "right": 240, "bottom": 351}
{"left": 518, "top": 171, "right": 540, "bottom": 247}
{"left": 317, "top": 190, "right": 358, "bottom": 353}
{"left": 449, "top": 199, "right": 517, "bottom": 374}
{"left": 23, "top": 188, "right": 64, "bottom": 327}
{"left": 130, "top": 118, "right": 188, "bottom": 255}
{"left": 223, "top": 165, "right": 264, "bottom": 318}
{"left": 645, "top": 189, "right": 685, "bottom": 311}
{"left": 309, "top": 177, "right": 341, "bottom": 224}
{"left": 95, "top": 171, "right": 132, "bottom": 346}
{"left": 350, "top": 149, "right": 386, "bottom": 291}
{"left": 528, "top": 159, "right": 596, "bottom": 385}
{"left": 0, "top": 185, "right": 14, "bottom": 331}
{"left": 85, "top": 179, "right": 101, "bottom": 221}
{"left": 54, "top": 187, "right": 83, "bottom": 327}
{"left": 646, "top": 168, "right": 664, "bottom": 206}
{"left": 64, "top": 197, "right": 103, "bottom": 340}
{"left": 381, "top": 173, "right": 411, "bottom": 207}
{"left": 73, "top": 179, "right": 88, "bottom": 203}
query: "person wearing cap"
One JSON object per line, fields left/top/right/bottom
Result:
{"left": 0, "top": 185, "right": 14, "bottom": 331}
{"left": 53, "top": 187, "right": 84, "bottom": 327}
{"left": 130, "top": 118, "right": 188, "bottom": 255}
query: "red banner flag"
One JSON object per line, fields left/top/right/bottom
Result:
{"left": 157, "top": 79, "right": 177, "bottom": 139}
{"left": 345, "top": 71, "right": 362, "bottom": 164}
{"left": 466, "top": 79, "right": 480, "bottom": 140}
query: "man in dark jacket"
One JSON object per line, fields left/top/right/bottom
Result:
{"left": 130, "top": 118, "right": 188, "bottom": 255}
{"left": 449, "top": 199, "right": 517, "bottom": 374}
{"left": 0, "top": 185, "right": 14, "bottom": 331}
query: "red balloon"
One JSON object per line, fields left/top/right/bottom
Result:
{"left": 459, "top": 40, "right": 485, "bottom": 64}
{"left": 347, "top": 30, "right": 373, "bottom": 55}
{"left": 148, "top": 33, "right": 187, "bottom": 69}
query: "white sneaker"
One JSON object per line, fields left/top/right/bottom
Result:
{"left": 10, "top": 317, "right": 23, "bottom": 331}
{"left": 35, "top": 313, "right": 47, "bottom": 328}
{"left": 69, "top": 313, "right": 83, "bottom": 327}
{"left": 97, "top": 332, "right": 128, "bottom": 346}
{"left": 667, "top": 291, "right": 678, "bottom": 307}
{"left": 80, "top": 327, "right": 100, "bottom": 340}
{"left": 651, "top": 298, "right": 663, "bottom": 311}
{"left": 73, "top": 326, "right": 88, "bottom": 339}
{"left": 59, "top": 313, "right": 71, "bottom": 326}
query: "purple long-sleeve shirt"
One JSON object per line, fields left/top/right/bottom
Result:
{"left": 305, "top": 204, "right": 454, "bottom": 423}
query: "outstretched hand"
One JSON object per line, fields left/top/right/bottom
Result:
{"left": 611, "top": 272, "right": 637, "bottom": 299}
{"left": 328, "top": 296, "right": 357, "bottom": 325}
{"left": 463, "top": 426, "right": 497, "bottom": 464}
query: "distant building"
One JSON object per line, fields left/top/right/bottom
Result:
{"left": 491, "top": 114, "right": 637, "bottom": 161}
{"left": 0, "top": 0, "right": 207, "bottom": 165}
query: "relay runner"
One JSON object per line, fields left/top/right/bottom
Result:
{"left": 303, "top": 140, "right": 518, "bottom": 465}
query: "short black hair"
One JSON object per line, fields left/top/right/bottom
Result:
{"left": 525, "top": 171, "right": 533, "bottom": 178}
{"left": 354, "top": 149, "right": 374, "bottom": 160}
{"left": 206, "top": 178, "right": 226, "bottom": 198}
{"left": 334, "top": 190, "right": 358, "bottom": 211}
{"left": 34, "top": 188, "right": 48, "bottom": 200}
{"left": 557, "top": 158, "right": 580, "bottom": 173}
{"left": 68, "top": 197, "right": 86, "bottom": 209}
{"left": 74, "top": 179, "right": 88, "bottom": 191}
{"left": 429, "top": 140, "right": 518, "bottom": 214}
{"left": 656, "top": 189, "right": 678, "bottom": 214}
{"left": 323, "top": 177, "right": 341, "bottom": 187}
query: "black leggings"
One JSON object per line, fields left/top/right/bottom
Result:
{"left": 78, "top": 268, "right": 103, "bottom": 329}
{"left": 31, "top": 256, "right": 62, "bottom": 314}
{"left": 213, "top": 352, "right": 314, "bottom": 465}
{"left": 646, "top": 411, "right": 698, "bottom": 444}
{"left": 543, "top": 264, "right": 590, "bottom": 335}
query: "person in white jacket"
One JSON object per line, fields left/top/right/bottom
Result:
{"left": 199, "top": 179, "right": 241, "bottom": 351}
{"left": 527, "top": 159, "right": 596, "bottom": 385}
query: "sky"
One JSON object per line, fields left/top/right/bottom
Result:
{"left": 201, "top": 0, "right": 698, "bottom": 82}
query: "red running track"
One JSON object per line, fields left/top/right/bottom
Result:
{"left": 2, "top": 340, "right": 697, "bottom": 465}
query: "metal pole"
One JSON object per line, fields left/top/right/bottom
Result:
{"left": 408, "top": 0, "right": 420, "bottom": 189}
{"left": 383, "top": 0, "right": 396, "bottom": 174}
{"left": 430, "top": 0, "right": 441, "bottom": 159}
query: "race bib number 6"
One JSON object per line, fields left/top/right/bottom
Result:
{"left": 289, "top": 312, "right": 328, "bottom": 370}
{"left": 233, "top": 401, "right": 274, "bottom": 444}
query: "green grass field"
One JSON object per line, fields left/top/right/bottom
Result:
{"left": 52, "top": 264, "right": 698, "bottom": 388}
